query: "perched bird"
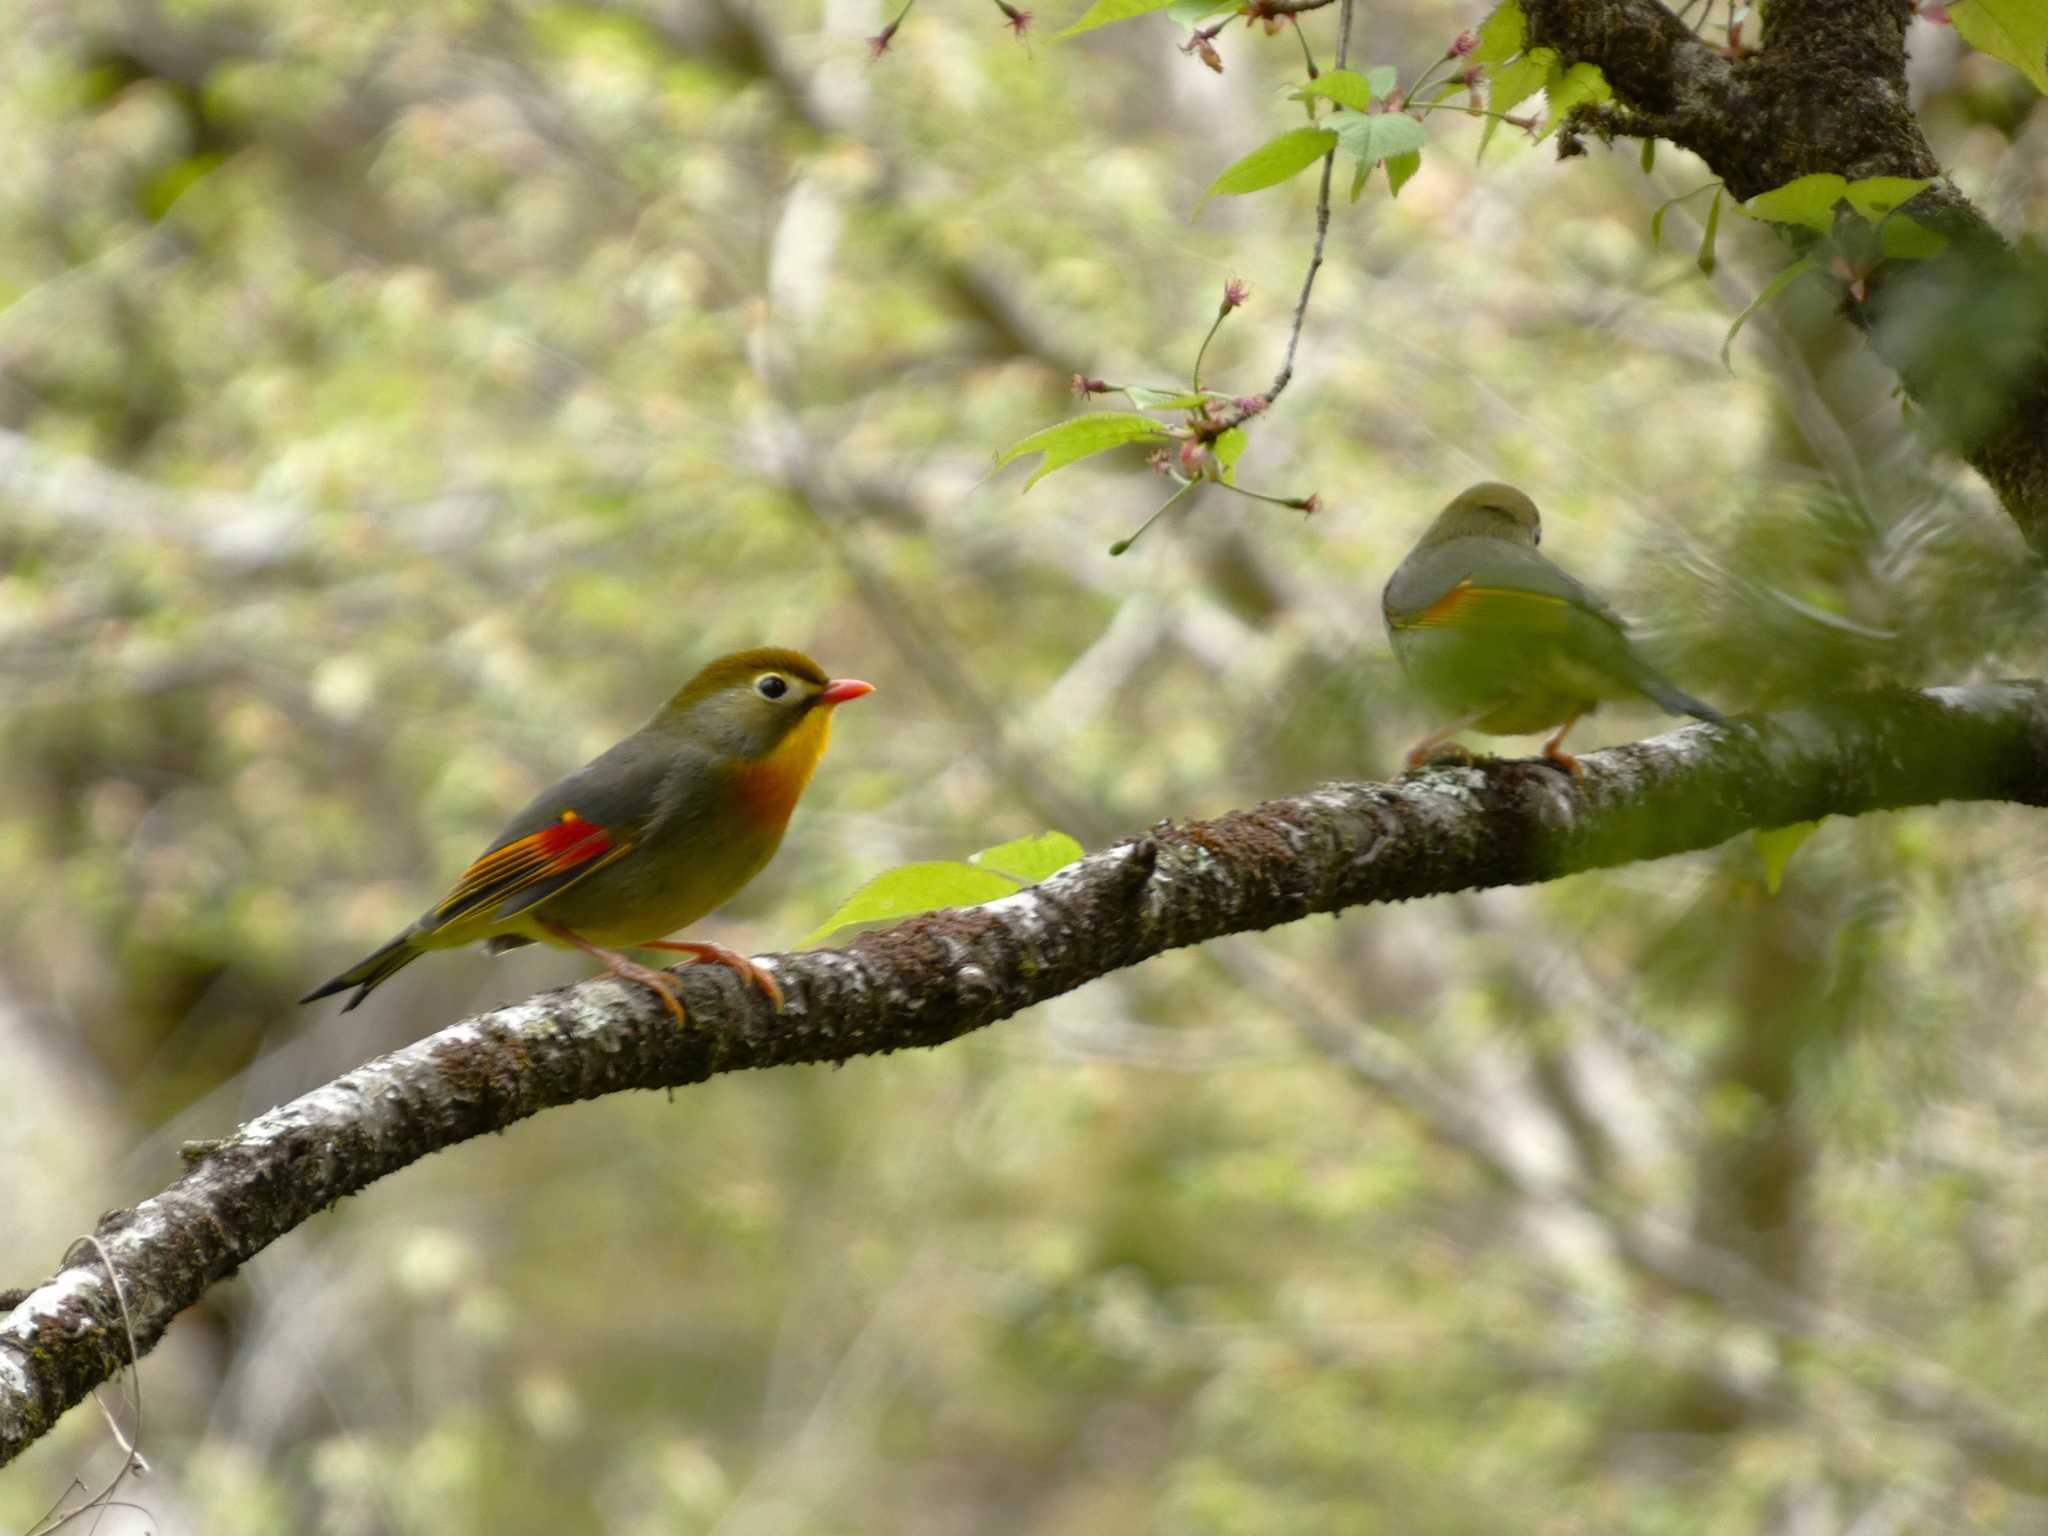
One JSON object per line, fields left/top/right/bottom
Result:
{"left": 301, "top": 647, "right": 874, "bottom": 1022}
{"left": 1382, "top": 483, "right": 1724, "bottom": 778}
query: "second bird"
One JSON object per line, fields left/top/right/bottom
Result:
{"left": 1382, "top": 483, "right": 1724, "bottom": 777}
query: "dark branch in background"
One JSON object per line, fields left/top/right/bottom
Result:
{"left": 5, "top": 681, "right": 2048, "bottom": 1466}
{"left": 1520, "top": 0, "right": 2048, "bottom": 555}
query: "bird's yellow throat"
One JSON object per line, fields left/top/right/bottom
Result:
{"left": 732, "top": 706, "right": 834, "bottom": 831}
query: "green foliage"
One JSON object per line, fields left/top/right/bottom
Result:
{"left": 1200, "top": 126, "right": 1338, "bottom": 206}
{"left": 1741, "top": 173, "right": 1930, "bottom": 232}
{"left": 993, "top": 412, "right": 1173, "bottom": 489}
{"left": 1755, "top": 820, "right": 1822, "bottom": 895}
{"left": 1950, "top": 0, "right": 2048, "bottom": 93}
{"left": 1384, "top": 148, "right": 1422, "bottom": 197}
{"left": 1471, "top": 0, "right": 1527, "bottom": 66}
{"left": 1721, "top": 253, "right": 1819, "bottom": 367}
{"left": 1329, "top": 110, "right": 1430, "bottom": 171}
{"left": 1533, "top": 60, "right": 1612, "bottom": 141}
{"left": 806, "top": 833, "right": 1087, "bottom": 944}
{"left": 1697, "top": 187, "right": 1722, "bottom": 274}
{"left": 1057, "top": 0, "right": 1186, "bottom": 39}
{"left": 1295, "top": 68, "right": 1392, "bottom": 112}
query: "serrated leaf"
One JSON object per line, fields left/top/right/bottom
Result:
{"left": 1299, "top": 68, "right": 1377, "bottom": 111}
{"left": 1697, "top": 187, "right": 1722, "bottom": 275}
{"left": 1743, "top": 173, "right": 1848, "bottom": 233}
{"left": 1200, "top": 127, "right": 1339, "bottom": 208}
{"left": 1329, "top": 110, "right": 1429, "bottom": 169}
{"left": 1349, "top": 159, "right": 1369, "bottom": 202}
{"left": 1385, "top": 147, "right": 1422, "bottom": 196}
{"left": 1212, "top": 425, "right": 1247, "bottom": 482}
{"left": 994, "top": 413, "right": 1172, "bottom": 490}
{"left": 1058, "top": 0, "right": 1183, "bottom": 39}
{"left": 970, "top": 831, "right": 1087, "bottom": 884}
{"left": 803, "top": 861, "right": 1024, "bottom": 945}
{"left": 1472, "top": 0, "right": 1526, "bottom": 66}
{"left": 1950, "top": 0, "right": 2048, "bottom": 92}
{"left": 1878, "top": 214, "right": 1948, "bottom": 259}
{"left": 1535, "top": 59, "right": 1611, "bottom": 140}
{"left": 1488, "top": 47, "right": 1551, "bottom": 115}
{"left": 1364, "top": 65, "right": 1399, "bottom": 98}
{"left": 1755, "top": 820, "right": 1822, "bottom": 895}
{"left": 1722, "top": 253, "right": 1818, "bottom": 370}
{"left": 1641, "top": 136, "right": 1656, "bottom": 173}
{"left": 1480, "top": 48, "right": 1550, "bottom": 158}
{"left": 1844, "top": 176, "right": 1930, "bottom": 221}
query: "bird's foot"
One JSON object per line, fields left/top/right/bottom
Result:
{"left": 1404, "top": 740, "right": 1480, "bottom": 771}
{"left": 642, "top": 940, "right": 785, "bottom": 1010}
{"left": 1540, "top": 742, "right": 1586, "bottom": 784}
{"left": 542, "top": 923, "right": 687, "bottom": 1024}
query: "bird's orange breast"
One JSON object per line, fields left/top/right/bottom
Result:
{"left": 730, "top": 707, "right": 835, "bottom": 833}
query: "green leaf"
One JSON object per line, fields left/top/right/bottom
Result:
{"left": 1349, "top": 159, "right": 1369, "bottom": 202}
{"left": 1640, "top": 136, "right": 1656, "bottom": 174}
{"left": 1329, "top": 110, "right": 1429, "bottom": 170}
{"left": 1844, "top": 176, "right": 1930, "bottom": 221}
{"left": 1364, "top": 65, "right": 1399, "bottom": 99}
{"left": 1755, "top": 820, "right": 1822, "bottom": 895}
{"left": 1878, "top": 214, "right": 1948, "bottom": 260}
{"left": 1487, "top": 47, "right": 1551, "bottom": 116}
{"left": 1480, "top": 48, "right": 1549, "bottom": 158}
{"left": 1743, "top": 173, "right": 1848, "bottom": 233}
{"left": 1057, "top": 0, "right": 1182, "bottom": 39}
{"left": 1696, "top": 187, "right": 1722, "bottom": 275}
{"left": 1535, "top": 59, "right": 1611, "bottom": 141}
{"left": 993, "top": 413, "right": 1172, "bottom": 490}
{"left": 803, "top": 862, "right": 1024, "bottom": 946}
{"left": 1950, "top": 0, "right": 2048, "bottom": 93}
{"left": 970, "top": 831, "right": 1087, "bottom": 884}
{"left": 1200, "top": 127, "right": 1339, "bottom": 208}
{"left": 1167, "top": 0, "right": 1244, "bottom": 24}
{"left": 1126, "top": 386, "right": 1214, "bottom": 409}
{"left": 1299, "top": 68, "right": 1377, "bottom": 111}
{"left": 1212, "top": 425, "right": 1247, "bottom": 483}
{"left": 1472, "top": 0, "right": 1526, "bottom": 67}
{"left": 1722, "top": 253, "right": 1818, "bottom": 370}
{"left": 1385, "top": 148, "right": 1422, "bottom": 197}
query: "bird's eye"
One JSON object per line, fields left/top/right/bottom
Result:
{"left": 755, "top": 673, "right": 790, "bottom": 701}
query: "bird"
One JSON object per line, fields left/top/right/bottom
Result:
{"left": 1382, "top": 483, "right": 1724, "bottom": 778}
{"left": 301, "top": 647, "right": 874, "bottom": 1023}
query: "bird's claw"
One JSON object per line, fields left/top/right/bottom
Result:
{"left": 642, "top": 940, "right": 785, "bottom": 1010}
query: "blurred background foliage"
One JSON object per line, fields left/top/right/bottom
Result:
{"left": 4, "top": 0, "right": 2048, "bottom": 1530}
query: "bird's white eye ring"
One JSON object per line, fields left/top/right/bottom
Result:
{"left": 755, "top": 673, "right": 790, "bottom": 700}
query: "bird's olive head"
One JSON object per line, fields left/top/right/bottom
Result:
{"left": 1421, "top": 482, "right": 1543, "bottom": 549}
{"left": 659, "top": 646, "right": 873, "bottom": 760}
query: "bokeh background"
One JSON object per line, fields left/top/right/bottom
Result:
{"left": 5, "top": 0, "right": 2048, "bottom": 1530}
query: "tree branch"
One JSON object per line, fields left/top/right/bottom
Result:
{"left": 1522, "top": 0, "right": 2048, "bottom": 555}
{"left": 7, "top": 681, "right": 2048, "bottom": 1465}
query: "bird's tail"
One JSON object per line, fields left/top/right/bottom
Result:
{"left": 1631, "top": 660, "right": 1727, "bottom": 724}
{"left": 299, "top": 932, "right": 421, "bottom": 1012}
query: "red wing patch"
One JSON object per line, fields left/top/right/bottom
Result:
{"left": 1395, "top": 580, "right": 1572, "bottom": 631}
{"left": 431, "top": 810, "right": 628, "bottom": 926}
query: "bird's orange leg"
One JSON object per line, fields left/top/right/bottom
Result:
{"left": 1540, "top": 713, "right": 1586, "bottom": 783}
{"left": 1404, "top": 706, "right": 1497, "bottom": 771}
{"left": 640, "top": 940, "right": 785, "bottom": 1010}
{"left": 541, "top": 922, "right": 687, "bottom": 1024}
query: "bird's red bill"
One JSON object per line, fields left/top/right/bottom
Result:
{"left": 818, "top": 678, "right": 875, "bottom": 705}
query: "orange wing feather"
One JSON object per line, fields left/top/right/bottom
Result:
{"left": 1395, "top": 580, "right": 1573, "bottom": 631}
{"left": 430, "top": 810, "right": 632, "bottom": 928}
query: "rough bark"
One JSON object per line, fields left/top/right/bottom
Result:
{"left": 6, "top": 681, "right": 2048, "bottom": 1465}
{"left": 1522, "top": 0, "right": 2048, "bottom": 555}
